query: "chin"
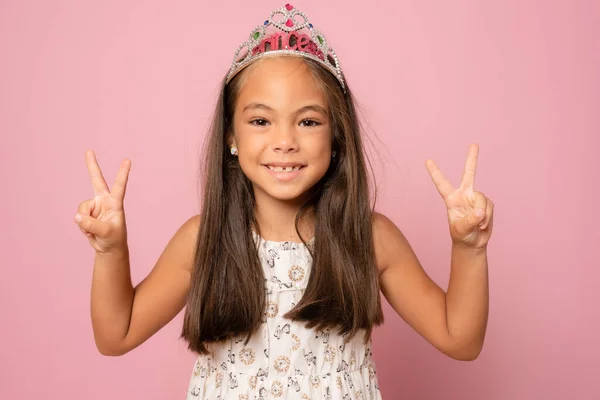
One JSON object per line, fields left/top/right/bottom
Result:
{"left": 258, "top": 186, "right": 314, "bottom": 203}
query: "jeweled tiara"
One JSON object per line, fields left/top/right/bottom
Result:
{"left": 225, "top": 4, "right": 346, "bottom": 91}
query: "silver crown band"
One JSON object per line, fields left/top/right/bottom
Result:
{"left": 225, "top": 4, "right": 346, "bottom": 92}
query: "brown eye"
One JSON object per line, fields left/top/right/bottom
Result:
{"left": 299, "top": 119, "right": 320, "bottom": 127}
{"left": 250, "top": 118, "right": 269, "bottom": 126}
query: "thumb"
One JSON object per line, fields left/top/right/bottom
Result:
{"left": 458, "top": 192, "right": 487, "bottom": 233}
{"left": 74, "top": 214, "right": 110, "bottom": 237}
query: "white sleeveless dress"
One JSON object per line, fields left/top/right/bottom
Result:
{"left": 186, "top": 234, "right": 382, "bottom": 399}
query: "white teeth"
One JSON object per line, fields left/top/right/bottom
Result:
{"left": 267, "top": 165, "right": 302, "bottom": 173}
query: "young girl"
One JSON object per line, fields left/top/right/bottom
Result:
{"left": 74, "top": 4, "right": 493, "bottom": 399}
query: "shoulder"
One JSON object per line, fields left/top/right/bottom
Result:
{"left": 160, "top": 214, "right": 201, "bottom": 273}
{"left": 371, "top": 211, "right": 416, "bottom": 274}
{"left": 184, "top": 214, "right": 201, "bottom": 232}
{"left": 176, "top": 214, "right": 201, "bottom": 241}
{"left": 372, "top": 211, "right": 396, "bottom": 237}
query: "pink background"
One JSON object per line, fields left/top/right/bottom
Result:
{"left": 1, "top": 0, "right": 598, "bottom": 398}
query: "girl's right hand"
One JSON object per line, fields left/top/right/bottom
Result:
{"left": 75, "top": 150, "right": 131, "bottom": 254}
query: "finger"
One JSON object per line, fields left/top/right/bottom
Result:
{"left": 85, "top": 150, "right": 109, "bottom": 196}
{"left": 473, "top": 191, "right": 487, "bottom": 218}
{"left": 425, "top": 159, "right": 454, "bottom": 198}
{"left": 460, "top": 192, "right": 487, "bottom": 232}
{"left": 77, "top": 199, "right": 96, "bottom": 235}
{"left": 79, "top": 197, "right": 101, "bottom": 219}
{"left": 110, "top": 158, "right": 131, "bottom": 202}
{"left": 480, "top": 200, "right": 494, "bottom": 230}
{"left": 486, "top": 207, "right": 494, "bottom": 231}
{"left": 74, "top": 214, "right": 110, "bottom": 237}
{"left": 460, "top": 144, "right": 479, "bottom": 189}
{"left": 77, "top": 199, "right": 95, "bottom": 215}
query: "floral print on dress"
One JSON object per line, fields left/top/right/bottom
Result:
{"left": 248, "top": 375, "right": 257, "bottom": 389}
{"left": 271, "top": 380, "right": 284, "bottom": 397}
{"left": 266, "top": 301, "right": 279, "bottom": 318}
{"left": 239, "top": 348, "right": 255, "bottom": 365}
{"left": 291, "top": 333, "right": 301, "bottom": 351}
{"left": 310, "top": 374, "right": 321, "bottom": 388}
{"left": 274, "top": 355, "right": 291, "bottom": 373}
{"left": 186, "top": 233, "right": 382, "bottom": 399}
{"left": 288, "top": 265, "right": 305, "bottom": 281}
{"left": 324, "top": 344, "right": 337, "bottom": 363}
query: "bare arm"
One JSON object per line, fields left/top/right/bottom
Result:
{"left": 445, "top": 243, "right": 489, "bottom": 356}
{"left": 376, "top": 145, "right": 493, "bottom": 360}
{"left": 91, "top": 215, "right": 199, "bottom": 356}
{"left": 90, "top": 247, "right": 133, "bottom": 354}
{"left": 76, "top": 151, "right": 201, "bottom": 356}
{"left": 374, "top": 213, "right": 488, "bottom": 361}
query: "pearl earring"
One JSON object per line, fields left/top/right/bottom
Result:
{"left": 230, "top": 147, "right": 238, "bottom": 156}
{"left": 332, "top": 150, "right": 337, "bottom": 158}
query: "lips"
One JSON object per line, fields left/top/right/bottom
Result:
{"left": 265, "top": 165, "right": 302, "bottom": 173}
{"left": 262, "top": 163, "right": 305, "bottom": 181}
{"left": 262, "top": 162, "right": 306, "bottom": 173}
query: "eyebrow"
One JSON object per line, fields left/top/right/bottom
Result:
{"left": 242, "top": 103, "right": 329, "bottom": 117}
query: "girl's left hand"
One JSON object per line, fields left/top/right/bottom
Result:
{"left": 425, "top": 144, "right": 494, "bottom": 249}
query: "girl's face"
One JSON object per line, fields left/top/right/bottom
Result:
{"left": 231, "top": 57, "right": 333, "bottom": 204}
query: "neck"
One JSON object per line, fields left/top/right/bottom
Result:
{"left": 253, "top": 192, "right": 314, "bottom": 243}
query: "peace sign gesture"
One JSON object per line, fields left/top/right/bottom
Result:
{"left": 426, "top": 144, "right": 494, "bottom": 249}
{"left": 74, "top": 150, "right": 131, "bottom": 254}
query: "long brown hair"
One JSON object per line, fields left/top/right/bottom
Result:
{"left": 181, "top": 58, "right": 384, "bottom": 354}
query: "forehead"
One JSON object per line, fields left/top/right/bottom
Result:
{"left": 236, "top": 57, "right": 327, "bottom": 110}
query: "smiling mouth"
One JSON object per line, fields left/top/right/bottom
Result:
{"left": 264, "top": 165, "right": 304, "bottom": 173}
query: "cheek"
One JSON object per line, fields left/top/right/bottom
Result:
{"left": 236, "top": 131, "right": 264, "bottom": 158}
{"left": 304, "top": 134, "right": 332, "bottom": 160}
{"left": 235, "top": 135, "right": 266, "bottom": 175}
{"left": 237, "top": 148, "right": 259, "bottom": 174}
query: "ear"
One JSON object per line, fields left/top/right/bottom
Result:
{"left": 226, "top": 133, "right": 239, "bottom": 156}
{"left": 226, "top": 131, "right": 236, "bottom": 148}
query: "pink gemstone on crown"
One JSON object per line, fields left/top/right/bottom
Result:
{"left": 285, "top": 4, "right": 294, "bottom": 11}
{"left": 285, "top": 18, "right": 294, "bottom": 27}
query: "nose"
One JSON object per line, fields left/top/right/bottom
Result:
{"left": 271, "top": 125, "right": 298, "bottom": 153}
